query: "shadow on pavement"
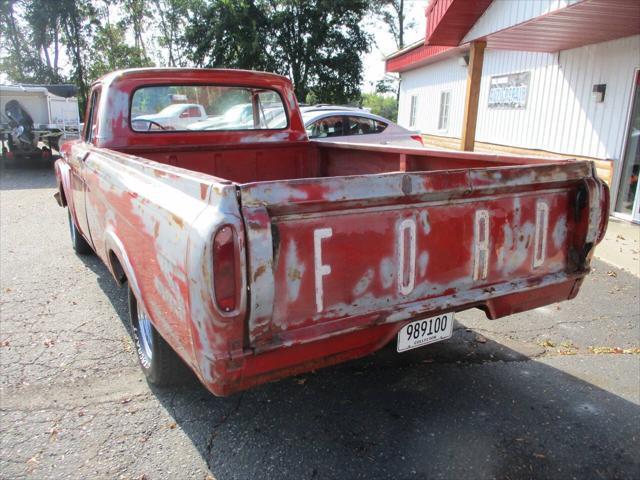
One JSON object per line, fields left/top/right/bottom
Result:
{"left": 0, "top": 156, "right": 58, "bottom": 191}
{"left": 78, "top": 232, "right": 639, "bottom": 480}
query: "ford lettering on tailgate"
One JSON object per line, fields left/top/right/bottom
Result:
{"left": 270, "top": 191, "right": 570, "bottom": 332}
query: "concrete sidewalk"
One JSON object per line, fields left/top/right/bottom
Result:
{"left": 594, "top": 217, "right": 640, "bottom": 277}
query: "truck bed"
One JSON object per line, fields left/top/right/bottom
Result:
{"left": 114, "top": 140, "right": 556, "bottom": 183}
{"left": 110, "top": 140, "right": 607, "bottom": 352}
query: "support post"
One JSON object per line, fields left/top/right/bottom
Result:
{"left": 461, "top": 40, "right": 486, "bottom": 151}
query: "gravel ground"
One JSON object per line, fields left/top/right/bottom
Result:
{"left": 1, "top": 161, "right": 639, "bottom": 480}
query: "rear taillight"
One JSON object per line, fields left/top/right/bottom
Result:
{"left": 213, "top": 226, "right": 237, "bottom": 312}
{"left": 410, "top": 134, "right": 424, "bottom": 146}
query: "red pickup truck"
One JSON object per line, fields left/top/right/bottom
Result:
{"left": 55, "top": 68, "right": 609, "bottom": 396}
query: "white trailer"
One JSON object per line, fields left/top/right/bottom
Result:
{"left": 0, "top": 84, "right": 80, "bottom": 161}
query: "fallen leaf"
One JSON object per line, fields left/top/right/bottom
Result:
{"left": 540, "top": 340, "right": 555, "bottom": 348}
{"left": 589, "top": 346, "right": 625, "bottom": 354}
{"left": 616, "top": 234, "right": 625, "bottom": 240}
{"left": 43, "top": 339, "right": 54, "bottom": 347}
{"left": 607, "top": 271, "right": 617, "bottom": 277}
{"left": 475, "top": 334, "right": 487, "bottom": 344}
{"left": 533, "top": 453, "right": 546, "bottom": 459}
{"left": 167, "top": 422, "right": 176, "bottom": 429}
{"left": 0, "top": 340, "right": 9, "bottom": 347}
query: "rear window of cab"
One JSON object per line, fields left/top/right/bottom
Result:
{"left": 130, "top": 85, "right": 287, "bottom": 132}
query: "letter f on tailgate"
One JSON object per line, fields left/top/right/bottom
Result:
{"left": 314, "top": 228, "right": 333, "bottom": 313}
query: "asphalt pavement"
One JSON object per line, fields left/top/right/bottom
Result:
{"left": 1, "top": 161, "right": 639, "bottom": 480}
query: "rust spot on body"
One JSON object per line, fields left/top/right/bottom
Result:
{"left": 171, "top": 213, "right": 184, "bottom": 228}
{"left": 253, "top": 264, "right": 267, "bottom": 281}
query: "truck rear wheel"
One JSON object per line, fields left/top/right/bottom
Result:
{"left": 128, "top": 287, "right": 188, "bottom": 386}
{"left": 67, "top": 210, "right": 92, "bottom": 255}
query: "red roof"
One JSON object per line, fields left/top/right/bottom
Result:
{"left": 385, "top": 44, "right": 454, "bottom": 73}
{"left": 425, "top": 0, "right": 493, "bottom": 46}
{"left": 386, "top": 0, "right": 640, "bottom": 73}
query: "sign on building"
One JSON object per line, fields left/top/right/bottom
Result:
{"left": 488, "top": 72, "right": 530, "bottom": 109}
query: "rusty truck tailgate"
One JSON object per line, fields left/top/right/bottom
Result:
{"left": 239, "top": 162, "right": 604, "bottom": 350}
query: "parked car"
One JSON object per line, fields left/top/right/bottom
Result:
{"left": 132, "top": 103, "right": 207, "bottom": 130}
{"left": 300, "top": 106, "right": 424, "bottom": 147}
{"left": 55, "top": 68, "right": 609, "bottom": 397}
{"left": 188, "top": 102, "right": 285, "bottom": 130}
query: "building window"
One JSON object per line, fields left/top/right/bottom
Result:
{"left": 409, "top": 95, "right": 418, "bottom": 127}
{"left": 438, "top": 91, "right": 451, "bottom": 131}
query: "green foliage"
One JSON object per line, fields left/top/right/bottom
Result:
{"left": 361, "top": 93, "right": 398, "bottom": 122}
{"left": 1, "top": 0, "right": 374, "bottom": 110}
{"left": 88, "top": 23, "right": 152, "bottom": 80}
{"left": 266, "top": 0, "right": 371, "bottom": 104}
{"left": 183, "top": 0, "right": 372, "bottom": 104}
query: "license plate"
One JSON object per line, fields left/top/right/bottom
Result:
{"left": 397, "top": 313, "right": 454, "bottom": 353}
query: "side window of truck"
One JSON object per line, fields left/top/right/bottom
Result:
{"left": 84, "top": 89, "right": 100, "bottom": 144}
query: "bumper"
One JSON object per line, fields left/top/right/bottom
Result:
{"left": 198, "top": 277, "right": 582, "bottom": 397}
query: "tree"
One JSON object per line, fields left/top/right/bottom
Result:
{"left": 24, "top": 0, "right": 65, "bottom": 82}
{"left": 361, "top": 92, "right": 398, "bottom": 122}
{"left": 182, "top": 0, "right": 372, "bottom": 104}
{"left": 121, "top": 0, "right": 149, "bottom": 60}
{"left": 184, "top": 0, "right": 274, "bottom": 72}
{"left": 57, "top": 0, "right": 99, "bottom": 109}
{"left": 152, "top": 0, "right": 191, "bottom": 66}
{"left": 0, "top": 0, "right": 64, "bottom": 83}
{"left": 87, "top": 0, "right": 152, "bottom": 80}
{"left": 374, "top": 0, "right": 414, "bottom": 51}
{"left": 266, "top": 0, "right": 371, "bottom": 103}
{"left": 88, "top": 24, "right": 153, "bottom": 80}
{"left": 371, "top": 0, "right": 414, "bottom": 104}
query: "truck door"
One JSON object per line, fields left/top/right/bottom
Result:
{"left": 68, "top": 88, "right": 100, "bottom": 244}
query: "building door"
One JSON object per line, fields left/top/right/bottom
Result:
{"left": 615, "top": 70, "right": 640, "bottom": 223}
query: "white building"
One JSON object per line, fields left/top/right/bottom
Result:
{"left": 386, "top": 0, "right": 640, "bottom": 223}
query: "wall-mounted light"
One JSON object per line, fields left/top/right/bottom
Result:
{"left": 592, "top": 84, "right": 606, "bottom": 103}
{"left": 458, "top": 54, "right": 470, "bottom": 67}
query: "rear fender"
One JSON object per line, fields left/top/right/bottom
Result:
{"left": 103, "top": 227, "right": 141, "bottom": 298}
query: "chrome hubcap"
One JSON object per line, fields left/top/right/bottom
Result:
{"left": 137, "top": 301, "right": 153, "bottom": 361}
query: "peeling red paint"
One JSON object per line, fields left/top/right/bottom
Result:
{"left": 55, "top": 68, "right": 609, "bottom": 397}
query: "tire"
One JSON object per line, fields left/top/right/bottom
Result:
{"left": 67, "top": 209, "right": 92, "bottom": 255}
{"left": 128, "top": 287, "right": 188, "bottom": 386}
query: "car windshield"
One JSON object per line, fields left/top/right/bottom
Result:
{"left": 222, "top": 104, "right": 250, "bottom": 122}
{"left": 131, "top": 85, "right": 287, "bottom": 132}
